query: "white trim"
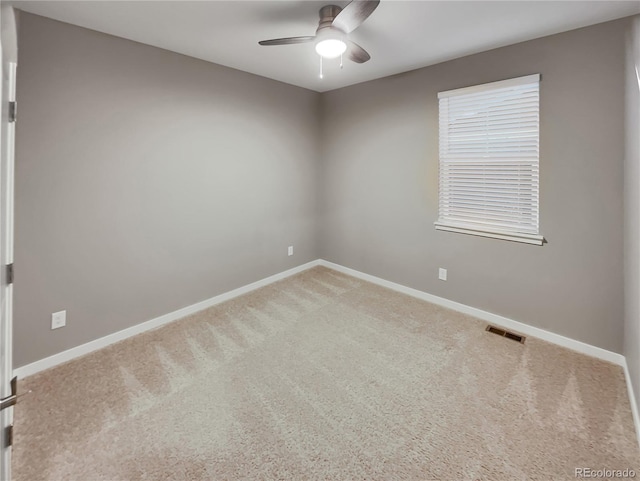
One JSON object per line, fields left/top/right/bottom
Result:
{"left": 0, "top": 7, "right": 17, "bottom": 480}
{"left": 438, "top": 73, "right": 540, "bottom": 98}
{"left": 13, "top": 258, "right": 627, "bottom": 373}
{"left": 318, "top": 260, "right": 625, "bottom": 366}
{"left": 13, "top": 260, "right": 320, "bottom": 379}
{"left": 623, "top": 360, "right": 640, "bottom": 449}
{"left": 14, "top": 257, "right": 638, "bottom": 444}
{"left": 434, "top": 222, "right": 544, "bottom": 246}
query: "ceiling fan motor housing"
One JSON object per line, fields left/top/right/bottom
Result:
{"left": 317, "top": 5, "right": 344, "bottom": 33}
{"left": 316, "top": 4, "right": 347, "bottom": 53}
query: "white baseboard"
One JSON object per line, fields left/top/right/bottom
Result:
{"left": 319, "top": 259, "right": 640, "bottom": 444}
{"left": 13, "top": 260, "right": 321, "bottom": 379}
{"left": 623, "top": 360, "right": 640, "bottom": 449}
{"left": 15, "top": 257, "right": 638, "bottom": 444}
{"left": 17, "top": 258, "right": 626, "bottom": 376}
{"left": 318, "top": 260, "right": 626, "bottom": 366}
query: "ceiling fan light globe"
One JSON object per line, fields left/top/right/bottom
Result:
{"left": 315, "top": 39, "right": 347, "bottom": 59}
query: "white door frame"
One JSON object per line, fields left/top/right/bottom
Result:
{"left": 0, "top": 5, "right": 17, "bottom": 481}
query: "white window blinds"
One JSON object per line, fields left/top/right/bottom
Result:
{"left": 435, "top": 74, "right": 543, "bottom": 245}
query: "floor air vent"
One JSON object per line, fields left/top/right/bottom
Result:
{"left": 486, "top": 325, "right": 525, "bottom": 344}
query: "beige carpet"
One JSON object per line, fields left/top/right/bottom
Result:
{"left": 12, "top": 266, "right": 640, "bottom": 480}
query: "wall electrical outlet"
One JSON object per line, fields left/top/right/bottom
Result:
{"left": 438, "top": 268, "right": 448, "bottom": 281}
{"left": 51, "top": 310, "right": 66, "bottom": 330}
{"left": 288, "top": 246, "right": 294, "bottom": 256}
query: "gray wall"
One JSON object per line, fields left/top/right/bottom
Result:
{"left": 624, "top": 15, "right": 640, "bottom": 421}
{"left": 320, "top": 18, "right": 628, "bottom": 353}
{"left": 15, "top": 13, "right": 634, "bottom": 368}
{"left": 14, "top": 13, "right": 320, "bottom": 367}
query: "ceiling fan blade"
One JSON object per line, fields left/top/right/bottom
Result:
{"left": 347, "top": 41, "right": 371, "bottom": 63}
{"left": 258, "top": 36, "right": 315, "bottom": 46}
{"left": 331, "top": 0, "right": 380, "bottom": 34}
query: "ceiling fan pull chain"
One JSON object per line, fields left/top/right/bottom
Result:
{"left": 319, "top": 56, "right": 324, "bottom": 79}
{"left": 340, "top": 53, "right": 343, "bottom": 69}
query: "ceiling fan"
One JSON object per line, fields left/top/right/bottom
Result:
{"left": 258, "top": 0, "right": 380, "bottom": 73}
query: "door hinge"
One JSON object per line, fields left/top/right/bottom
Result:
{"left": 5, "top": 263, "right": 13, "bottom": 285}
{"left": 4, "top": 425, "right": 12, "bottom": 447}
{"left": 8, "top": 101, "right": 16, "bottom": 123}
{"left": 0, "top": 377, "right": 17, "bottom": 411}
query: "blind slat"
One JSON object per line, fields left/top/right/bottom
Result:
{"left": 438, "top": 75, "right": 540, "bottom": 238}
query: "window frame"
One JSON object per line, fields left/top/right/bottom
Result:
{"left": 435, "top": 74, "right": 544, "bottom": 246}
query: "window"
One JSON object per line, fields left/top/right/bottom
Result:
{"left": 435, "top": 74, "right": 543, "bottom": 245}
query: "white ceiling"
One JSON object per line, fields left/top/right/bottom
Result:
{"left": 10, "top": 0, "right": 640, "bottom": 92}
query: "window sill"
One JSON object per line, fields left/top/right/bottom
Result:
{"left": 434, "top": 222, "right": 544, "bottom": 246}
